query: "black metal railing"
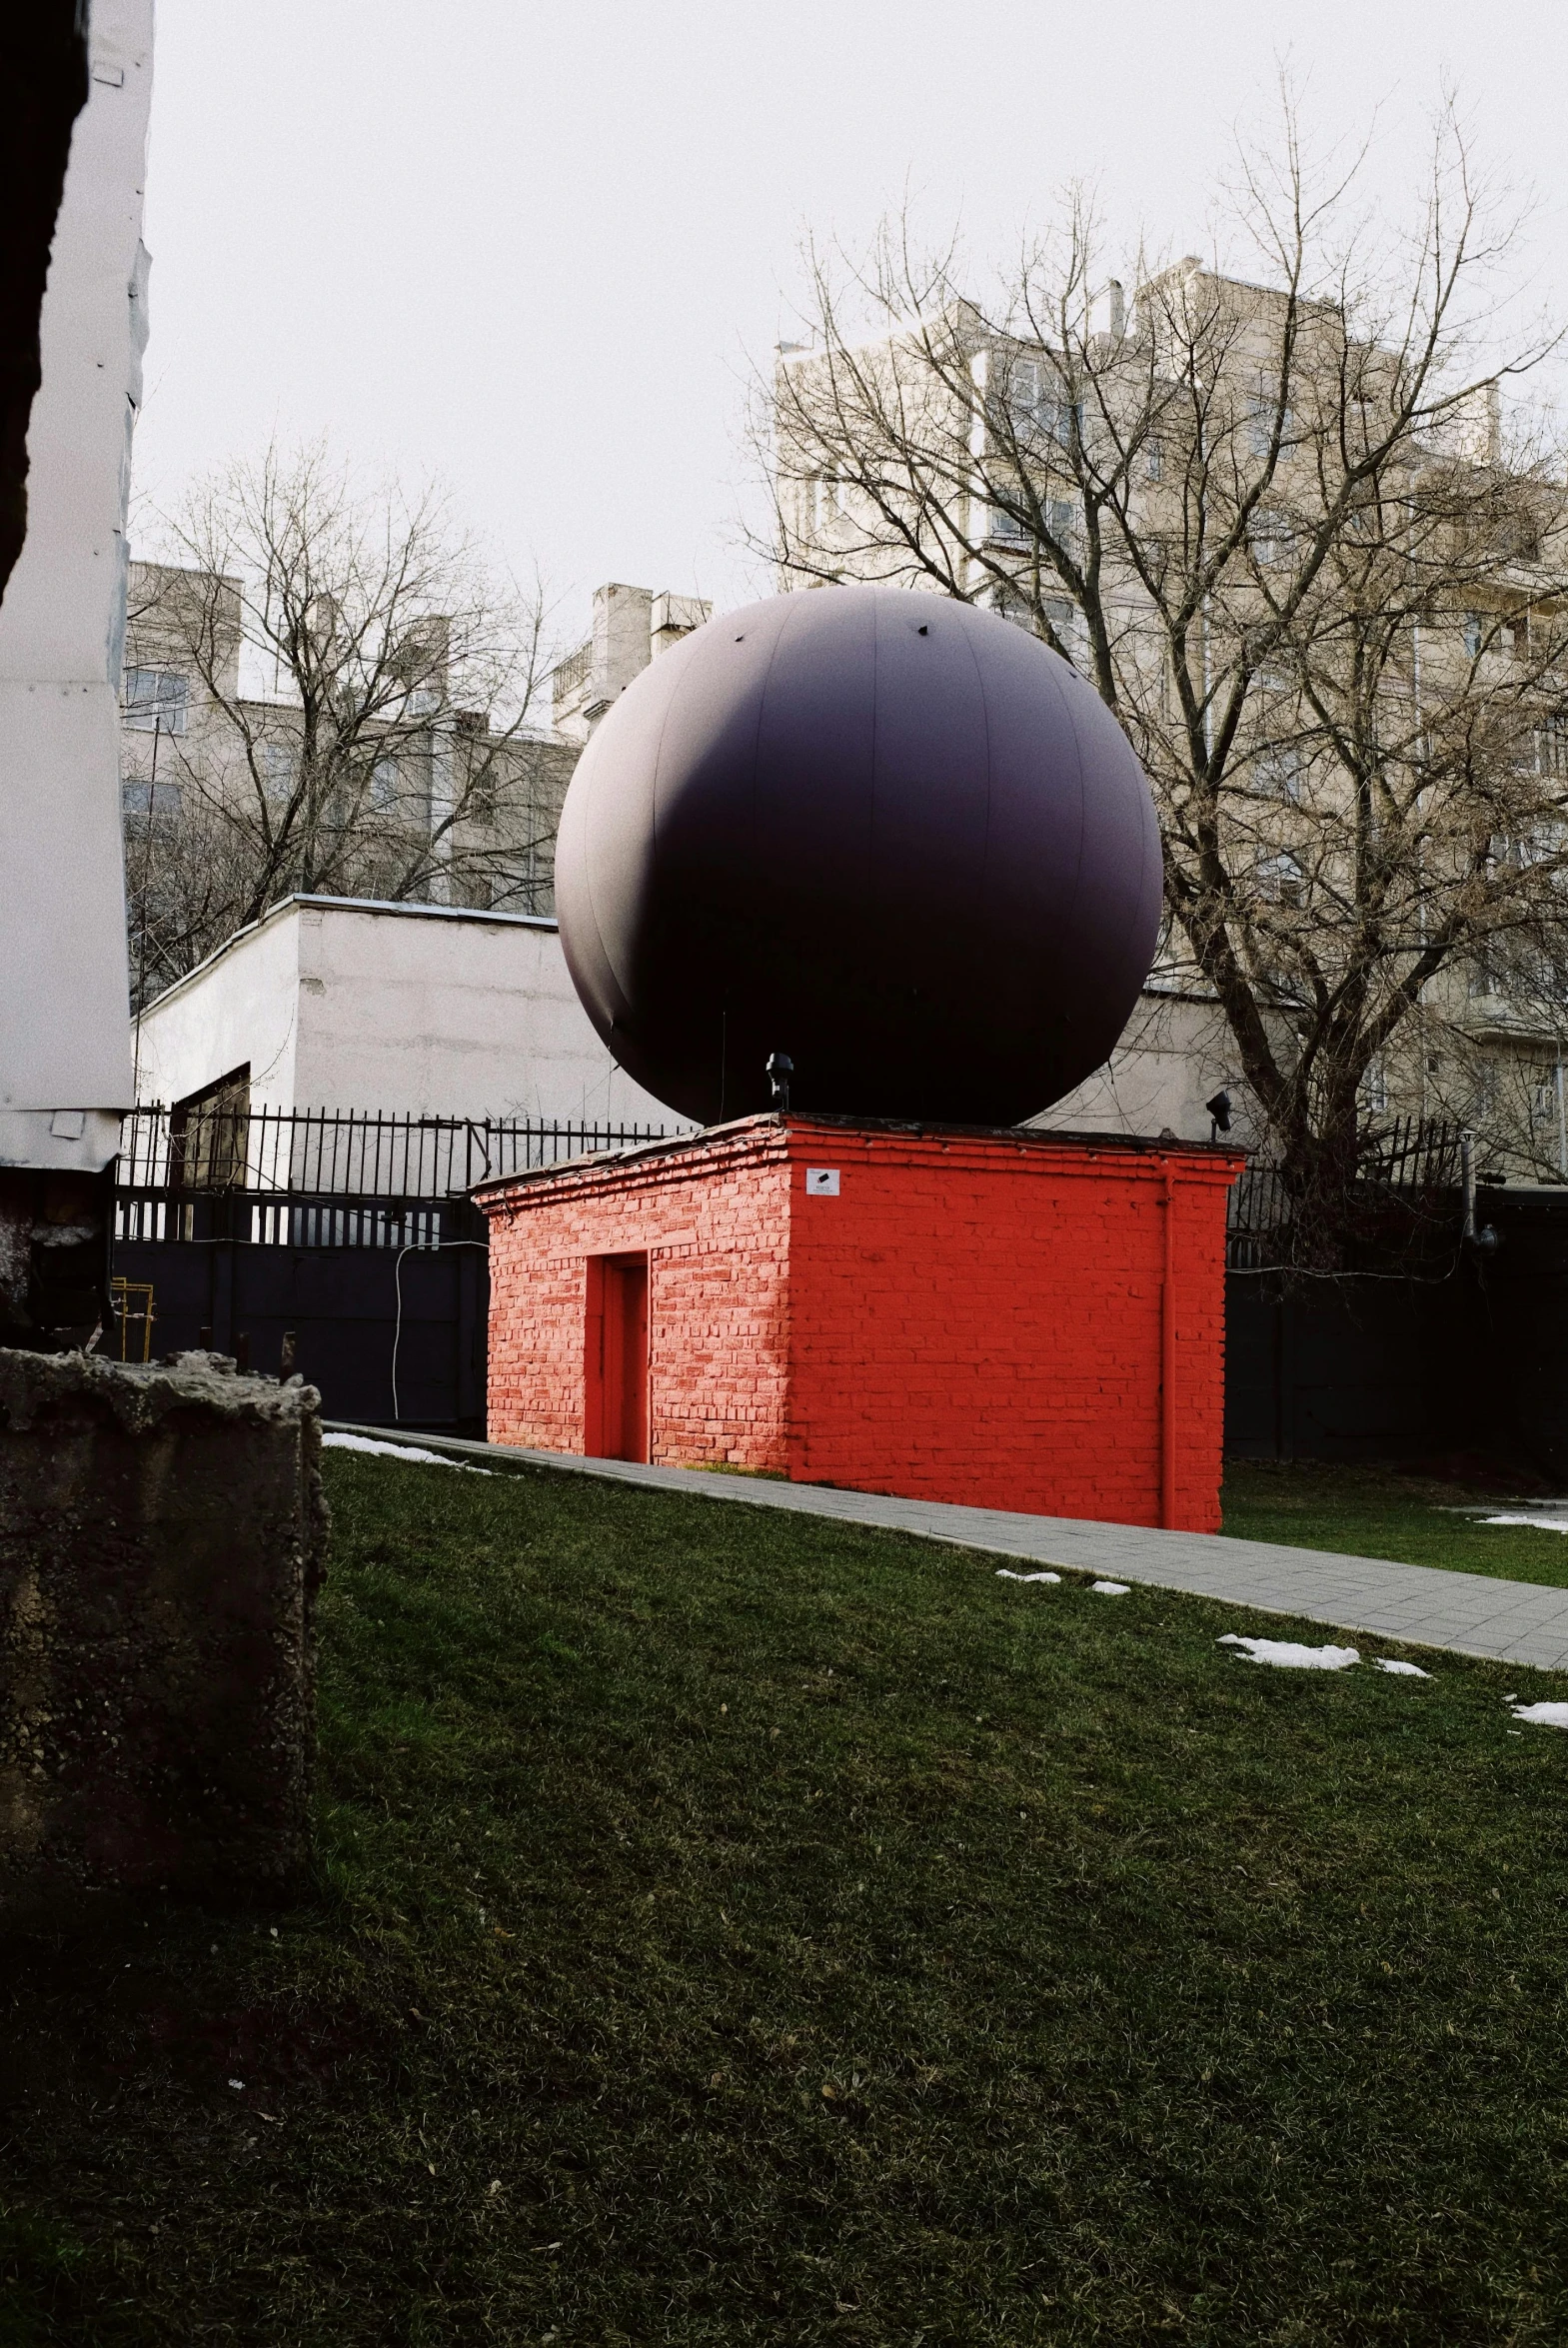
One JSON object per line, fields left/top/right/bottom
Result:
{"left": 1357, "top": 1114, "right": 1467, "bottom": 1192}
{"left": 113, "top": 1190, "right": 471, "bottom": 1250}
{"left": 113, "top": 1106, "right": 679, "bottom": 1249}
{"left": 1226, "top": 1117, "right": 1468, "bottom": 1272}
{"left": 118, "top": 1105, "right": 675, "bottom": 1200}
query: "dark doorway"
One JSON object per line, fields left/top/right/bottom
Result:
{"left": 587, "top": 1252, "right": 650, "bottom": 1462}
{"left": 169, "top": 1065, "right": 252, "bottom": 1191}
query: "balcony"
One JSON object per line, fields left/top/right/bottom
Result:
{"left": 552, "top": 641, "right": 594, "bottom": 705}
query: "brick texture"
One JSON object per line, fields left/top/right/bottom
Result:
{"left": 479, "top": 1118, "right": 1240, "bottom": 1532}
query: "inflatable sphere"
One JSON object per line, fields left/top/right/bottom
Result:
{"left": 555, "top": 585, "right": 1162, "bottom": 1128}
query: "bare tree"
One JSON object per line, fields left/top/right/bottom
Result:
{"left": 751, "top": 108, "right": 1568, "bottom": 1260}
{"left": 123, "top": 441, "right": 565, "bottom": 1005}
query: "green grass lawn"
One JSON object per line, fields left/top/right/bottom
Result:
{"left": 5, "top": 1450, "right": 1568, "bottom": 2345}
{"left": 1222, "top": 1458, "right": 1568, "bottom": 1585}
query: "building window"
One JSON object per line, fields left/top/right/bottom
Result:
{"left": 1044, "top": 596, "right": 1076, "bottom": 639}
{"left": 1537, "top": 717, "right": 1568, "bottom": 779}
{"left": 371, "top": 756, "right": 399, "bottom": 812}
{"left": 169, "top": 1065, "right": 251, "bottom": 1190}
{"left": 469, "top": 761, "right": 498, "bottom": 824}
{"left": 121, "top": 778, "right": 182, "bottom": 821}
{"left": 1254, "top": 745, "right": 1303, "bottom": 802}
{"left": 1009, "top": 357, "right": 1040, "bottom": 413}
{"left": 1462, "top": 613, "right": 1484, "bottom": 661}
{"left": 123, "top": 668, "right": 189, "bottom": 734}
{"left": 1005, "top": 360, "right": 1077, "bottom": 449}
{"left": 1257, "top": 852, "right": 1304, "bottom": 907}
{"left": 811, "top": 474, "right": 851, "bottom": 533}
{"left": 1251, "top": 510, "right": 1294, "bottom": 567}
{"left": 985, "top": 491, "right": 1029, "bottom": 543}
{"left": 260, "top": 743, "right": 295, "bottom": 804}
{"left": 1143, "top": 436, "right": 1163, "bottom": 482}
{"left": 1468, "top": 943, "right": 1500, "bottom": 998}
{"left": 1047, "top": 397, "right": 1080, "bottom": 450}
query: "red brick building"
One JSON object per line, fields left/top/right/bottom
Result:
{"left": 477, "top": 1116, "right": 1241, "bottom": 1531}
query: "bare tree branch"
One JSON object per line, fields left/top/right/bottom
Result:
{"left": 122, "top": 440, "right": 563, "bottom": 1006}
{"left": 743, "top": 99, "right": 1568, "bottom": 1261}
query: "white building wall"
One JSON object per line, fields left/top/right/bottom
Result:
{"left": 133, "top": 896, "right": 676, "bottom": 1129}
{"left": 134, "top": 893, "right": 1246, "bottom": 1147}
{"left": 132, "top": 903, "right": 303, "bottom": 1111}
{"left": 0, "top": 0, "right": 153, "bottom": 1172}
{"left": 1032, "top": 991, "right": 1255, "bottom": 1149}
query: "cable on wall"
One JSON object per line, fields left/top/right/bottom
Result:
{"left": 392, "top": 1238, "right": 489, "bottom": 1424}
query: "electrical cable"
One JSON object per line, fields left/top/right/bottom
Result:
{"left": 392, "top": 1238, "right": 489, "bottom": 1424}
{"left": 1227, "top": 1251, "right": 1465, "bottom": 1284}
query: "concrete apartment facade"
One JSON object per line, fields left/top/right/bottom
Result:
{"left": 550, "top": 582, "right": 712, "bottom": 744}
{"left": 122, "top": 560, "right": 580, "bottom": 922}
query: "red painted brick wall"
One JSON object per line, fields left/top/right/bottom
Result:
{"left": 482, "top": 1126, "right": 795, "bottom": 1470}
{"left": 479, "top": 1118, "right": 1239, "bottom": 1530}
{"left": 783, "top": 1127, "right": 1233, "bottom": 1528}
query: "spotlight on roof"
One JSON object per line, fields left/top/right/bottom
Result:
{"left": 1205, "top": 1089, "right": 1233, "bottom": 1142}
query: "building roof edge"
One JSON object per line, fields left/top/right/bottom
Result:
{"left": 471, "top": 1110, "right": 1244, "bottom": 1204}
{"left": 137, "top": 893, "right": 561, "bottom": 1019}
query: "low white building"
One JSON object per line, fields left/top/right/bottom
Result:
{"left": 132, "top": 894, "right": 675, "bottom": 1128}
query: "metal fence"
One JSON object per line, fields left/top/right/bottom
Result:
{"left": 116, "top": 1104, "right": 676, "bottom": 1208}
{"left": 110, "top": 1106, "right": 683, "bottom": 1425}
{"left": 1226, "top": 1118, "right": 1468, "bottom": 1272}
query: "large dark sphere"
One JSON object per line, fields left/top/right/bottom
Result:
{"left": 555, "top": 585, "right": 1162, "bottom": 1127}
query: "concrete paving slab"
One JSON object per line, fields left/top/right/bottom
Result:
{"left": 324, "top": 1425, "right": 1568, "bottom": 1674}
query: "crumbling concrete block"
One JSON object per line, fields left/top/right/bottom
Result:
{"left": 0, "top": 1347, "right": 328, "bottom": 1923}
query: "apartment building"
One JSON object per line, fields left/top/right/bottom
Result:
{"left": 121, "top": 560, "right": 579, "bottom": 1003}
{"left": 772, "top": 264, "right": 1568, "bottom": 1175}
{"left": 550, "top": 581, "right": 711, "bottom": 744}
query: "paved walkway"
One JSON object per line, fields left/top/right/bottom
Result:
{"left": 326, "top": 1424, "right": 1568, "bottom": 1674}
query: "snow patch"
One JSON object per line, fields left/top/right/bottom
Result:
{"left": 323, "top": 1432, "right": 491, "bottom": 1474}
{"left": 1480, "top": 1513, "right": 1568, "bottom": 1534}
{"left": 1373, "top": 1658, "right": 1431, "bottom": 1678}
{"left": 1090, "top": 1580, "right": 1130, "bottom": 1597}
{"left": 995, "top": 1568, "right": 1062, "bottom": 1584}
{"left": 1218, "top": 1633, "right": 1360, "bottom": 1670}
{"left": 1509, "top": 1701, "right": 1568, "bottom": 1729}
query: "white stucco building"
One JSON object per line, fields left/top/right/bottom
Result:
{"left": 132, "top": 894, "right": 676, "bottom": 1129}
{"left": 0, "top": 0, "right": 152, "bottom": 1176}
{"left": 1034, "top": 987, "right": 1254, "bottom": 1150}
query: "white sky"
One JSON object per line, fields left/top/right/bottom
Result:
{"left": 133, "top": 0, "right": 1568, "bottom": 653}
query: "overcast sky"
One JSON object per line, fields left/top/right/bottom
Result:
{"left": 133, "top": 0, "right": 1568, "bottom": 652}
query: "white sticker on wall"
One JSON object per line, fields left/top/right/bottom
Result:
{"left": 804, "top": 1167, "right": 840, "bottom": 1195}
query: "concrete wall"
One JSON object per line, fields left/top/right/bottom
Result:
{"left": 133, "top": 895, "right": 302, "bottom": 1107}
{"left": 0, "top": 0, "right": 152, "bottom": 1174}
{"left": 1033, "top": 989, "right": 1257, "bottom": 1150}
{"left": 133, "top": 894, "right": 677, "bottom": 1127}
{"left": 0, "top": 1347, "right": 327, "bottom": 1918}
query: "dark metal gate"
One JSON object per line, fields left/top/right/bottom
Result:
{"left": 111, "top": 1108, "right": 675, "bottom": 1433}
